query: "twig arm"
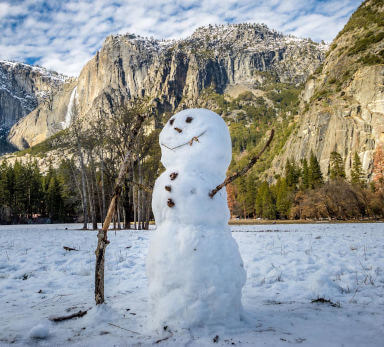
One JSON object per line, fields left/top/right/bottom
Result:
{"left": 209, "top": 129, "right": 274, "bottom": 198}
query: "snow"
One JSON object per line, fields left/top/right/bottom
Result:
{"left": 112, "top": 23, "right": 325, "bottom": 60}
{"left": 0, "top": 223, "right": 383, "bottom": 346}
{"left": 158, "top": 109, "right": 232, "bottom": 176}
{"left": 0, "top": 60, "right": 68, "bottom": 83}
{"left": 148, "top": 109, "right": 246, "bottom": 329}
{"left": 29, "top": 323, "right": 50, "bottom": 339}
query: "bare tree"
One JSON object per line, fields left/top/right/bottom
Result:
{"left": 70, "top": 110, "right": 89, "bottom": 230}
{"left": 94, "top": 106, "right": 147, "bottom": 305}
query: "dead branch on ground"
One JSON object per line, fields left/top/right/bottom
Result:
{"left": 49, "top": 309, "right": 89, "bottom": 322}
{"left": 63, "top": 246, "right": 79, "bottom": 252}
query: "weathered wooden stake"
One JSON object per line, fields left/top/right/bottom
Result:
{"left": 94, "top": 113, "right": 146, "bottom": 305}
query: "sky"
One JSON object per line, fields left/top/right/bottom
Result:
{"left": 0, "top": 0, "right": 363, "bottom": 76}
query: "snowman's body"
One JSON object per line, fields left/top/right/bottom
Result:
{"left": 147, "top": 109, "right": 246, "bottom": 329}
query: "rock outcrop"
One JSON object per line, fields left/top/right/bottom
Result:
{"left": 7, "top": 81, "right": 77, "bottom": 149}
{"left": 272, "top": 0, "right": 384, "bottom": 180}
{"left": 7, "top": 23, "right": 326, "bottom": 150}
{"left": 0, "top": 60, "right": 67, "bottom": 153}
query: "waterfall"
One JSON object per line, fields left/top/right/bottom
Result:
{"left": 62, "top": 86, "right": 77, "bottom": 129}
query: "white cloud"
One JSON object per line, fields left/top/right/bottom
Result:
{"left": 0, "top": 0, "right": 362, "bottom": 76}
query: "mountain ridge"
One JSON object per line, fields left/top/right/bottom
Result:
{"left": 5, "top": 22, "right": 326, "bottom": 151}
{"left": 0, "top": 60, "right": 69, "bottom": 154}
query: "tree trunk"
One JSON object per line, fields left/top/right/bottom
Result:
{"left": 117, "top": 201, "right": 121, "bottom": 230}
{"left": 145, "top": 192, "right": 150, "bottom": 230}
{"left": 138, "top": 159, "right": 143, "bottom": 229}
{"left": 85, "top": 163, "right": 97, "bottom": 231}
{"left": 100, "top": 149, "right": 106, "bottom": 220}
{"left": 133, "top": 168, "right": 137, "bottom": 230}
{"left": 90, "top": 153, "right": 102, "bottom": 228}
{"left": 69, "top": 160, "right": 83, "bottom": 222}
{"left": 88, "top": 154, "right": 98, "bottom": 230}
{"left": 78, "top": 145, "right": 88, "bottom": 229}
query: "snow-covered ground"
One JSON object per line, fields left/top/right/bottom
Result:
{"left": 0, "top": 223, "right": 383, "bottom": 346}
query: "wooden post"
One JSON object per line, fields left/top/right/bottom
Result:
{"left": 94, "top": 113, "right": 146, "bottom": 305}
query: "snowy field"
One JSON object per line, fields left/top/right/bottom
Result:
{"left": 0, "top": 223, "right": 383, "bottom": 346}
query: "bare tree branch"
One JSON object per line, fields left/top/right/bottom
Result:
{"left": 128, "top": 179, "right": 153, "bottom": 193}
{"left": 209, "top": 129, "right": 274, "bottom": 198}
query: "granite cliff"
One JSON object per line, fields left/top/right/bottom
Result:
{"left": 272, "top": 0, "right": 384, "bottom": 180}
{"left": 6, "top": 23, "right": 326, "bottom": 150}
{"left": 0, "top": 61, "right": 67, "bottom": 153}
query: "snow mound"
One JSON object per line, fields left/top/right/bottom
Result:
{"left": 29, "top": 323, "right": 50, "bottom": 339}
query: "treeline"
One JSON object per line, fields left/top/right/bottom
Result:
{"left": 2, "top": 90, "right": 384, "bottom": 224}
{"left": 1, "top": 103, "right": 161, "bottom": 227}
{"left": 0, "top": 161, "right": 75, "bottom": 223}
{"left": 62, "top": 104, "right": 161, "bottom": 230}
{"left": 229, "top": 150, "right": 384, "bottom": 220}
{"left": 1, "top": 82, "right": 301, "bottom": 226}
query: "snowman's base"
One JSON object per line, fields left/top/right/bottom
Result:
{"left": 147, "top": 222, "right": 246, "bottom": 330}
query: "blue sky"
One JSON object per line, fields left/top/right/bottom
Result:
{"left": 0, "top": 0, "right": 363, "bottom": 76}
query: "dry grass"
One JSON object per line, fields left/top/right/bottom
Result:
{"left": 228, "top": 218, "right": 384, "bottom": 225}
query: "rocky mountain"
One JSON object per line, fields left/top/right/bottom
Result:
{"left": 0, "top": 61, "right": 68, "bottom": 153}
{"left": 6, "top": 23, "right": 326, "bottom": 150}
{"left": 272, "top": 0, "right": 384, "bottom": 180}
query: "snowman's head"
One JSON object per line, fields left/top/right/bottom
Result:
{"left": 159, "top": 108, "right": 232, "bottom": 175}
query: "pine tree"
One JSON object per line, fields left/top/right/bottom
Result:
{"left": 46, "top": 175, "right": 64, "bottom": 221}
{"left": 255, "top": 182, "right": 263, "bottom": 217}
{"left": 244, "top": 174, "right": 257, "bottom": 217}
{"left": 0, "top": 161, "right": 8, "bottom": 207}
{"left": 285, "top": 158, "right": 300, "bottom": 188}
{"left": 300, "top": 158, "right": 309, "bottom": 189}
{"left": 262, "top": 184, "right": 276, "bottom": 220}
{"left": 275, "top": 178, "right": 291, "bottom": 219}
{"left": 13, "top": 161, "right": 28, "bottom": 217}
{"left": 351, "top": 152, "right": 365, "bottom": 186}
{"left": 329, "top": 151, "right": 346, "bottom": 180}
{"left": 4, "top": 162, "right": 15, "bottom": 212}
{"left": 308, "top": 151, "right": 323, "bottom": 188}
{"left": 255, "top": 182, "right": 276, "bottom": 219}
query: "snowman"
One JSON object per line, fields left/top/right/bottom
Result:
{"left": 146, "top": 108, "right": 246, "bottom": 330}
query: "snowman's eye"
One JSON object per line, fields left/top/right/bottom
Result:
{"left": 185, "top": 116, "right": 193, "bottom": 123}
{"left": 169, "top": 118, "right": 174, "bottom": 125}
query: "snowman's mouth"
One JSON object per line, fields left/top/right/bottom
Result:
{"left": 160, "top": 130, "right": 206, "bottom": 151}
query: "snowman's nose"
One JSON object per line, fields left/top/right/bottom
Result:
{"left": 174, "top": 127, "right": 182, "bottom": 133}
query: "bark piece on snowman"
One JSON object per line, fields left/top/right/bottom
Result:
{"left": 167, "top": 198, "right": 175, "bottom": 207}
